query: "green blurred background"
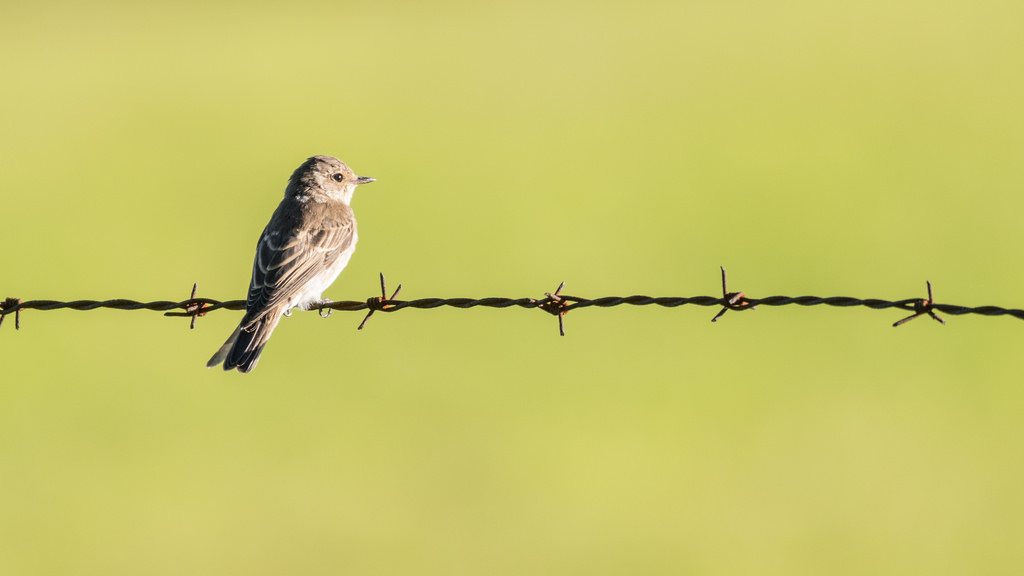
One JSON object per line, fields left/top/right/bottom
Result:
{"left": 2, "top": 0, "right": 1023, "bottom": 574}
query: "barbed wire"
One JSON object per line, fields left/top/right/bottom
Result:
{"left": 2, "top": 269, "right": 1023, "bottom": 335}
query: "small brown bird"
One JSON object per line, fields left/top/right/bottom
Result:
{"left": 207, "top": 155, "right": 374, "bottom": 373}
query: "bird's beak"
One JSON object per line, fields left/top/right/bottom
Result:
{"left": 356, "top": 176, "right": 376, "bottom": 185}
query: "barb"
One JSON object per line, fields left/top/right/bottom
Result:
{"left": 0, "top": 297, "right": 22, "bottom": 330}
{"left": 711, "top": 266, "right": 757, "bottom": 323}
{"left": 892, "top": 280, "right": 945, "bottom": 327}
{"left": 358, "top": 272, "right": 403, "bottom": 330}
{"left": 3, "top": 271, "right": 1024, "bottom": 333}
{"left": 182, "top": 283, "right": 206, "bottom": 329}
{"left": 532, "top": 281, "right": 570, "bottom": 336}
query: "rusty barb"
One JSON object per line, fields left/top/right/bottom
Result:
{"left": 532, "top": 281, "right": 571, "bottom": 336}
{"left": 892, "top": 281, "right": 946, "bottom": 327}
{"left": 182, "top": 283, "right": 206, "bottom": 329}
{"left": 711, "top": 266, "right": 757, "bottom": 323}
{"left": 2, "top": 269, "right": 1023, "bottom": 333}
{"left": 358, "top": 273, "right": 403, "bottom": 330}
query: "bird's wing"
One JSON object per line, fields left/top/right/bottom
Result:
{"left": 242, "top": 217, "right": 355, "bottom": 326}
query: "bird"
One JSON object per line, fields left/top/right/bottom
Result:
{"left": 207, "top": 155, "right": 374, "bottom": 373}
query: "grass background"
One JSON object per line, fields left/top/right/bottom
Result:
{"left": 2, "top": 1, "right": 1023, "bottom": 574}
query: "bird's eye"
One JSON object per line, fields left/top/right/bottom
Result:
{"left": 332, "top": 173, "right": 345, "bottom": 182}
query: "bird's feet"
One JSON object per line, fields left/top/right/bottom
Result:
{"left": 301, "top": 298, "right": 334, "bottom": 318}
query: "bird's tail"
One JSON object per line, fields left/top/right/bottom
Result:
{"left": 206, "top": 313, "right": 283, "bottom": 373}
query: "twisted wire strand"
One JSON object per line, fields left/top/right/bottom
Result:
{"left": 3, "top": 272, "right": 1023, "bottom": 332}
{"left": 4, "top": 296, "right": 1019, "bottom": 317}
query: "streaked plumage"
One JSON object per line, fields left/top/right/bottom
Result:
{"left": 207, "top": 155, "right": 374, "bottom": 373}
